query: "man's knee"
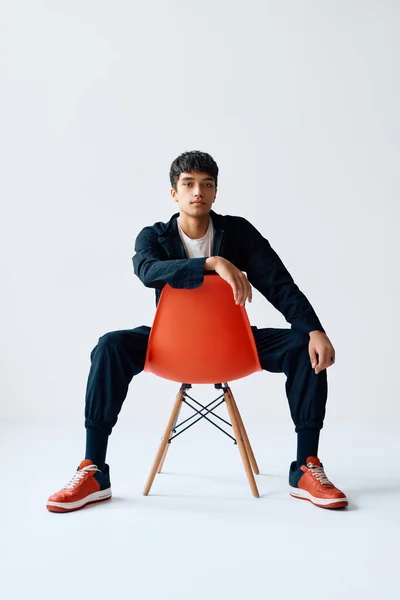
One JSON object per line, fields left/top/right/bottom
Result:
{"left": 90, "top": 332, "right": 128, "bottom": 361}
{"left": 289, "top": 329, "right": 309, "bottom": 352}
{"left": 93, "top": 328, "right": 149, "bottom": 361}
{"left": 98, "top": 331, "right": 126, "bottom": 348}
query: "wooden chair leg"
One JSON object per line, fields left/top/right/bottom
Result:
{"left": 157, "top": 402, "right": 183, "bottom": 473}
{"left": 224, "top": 389, "right": 260, "bottom": 498}
{"left": 228, "top": 389, "right": 260, "bottom": 475}
{"left": 143, "top": 391, "right": 184, "bottom": 496}
{"left": 157, "top": 442, "right": 170, "bottom": 474}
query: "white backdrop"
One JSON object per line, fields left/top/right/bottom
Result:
{"left": 0, "top": 0, "right": 399, "bottom": 425}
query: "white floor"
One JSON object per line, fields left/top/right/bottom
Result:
{"left": 1, "top": 417, "right": 399, "bottom": 600}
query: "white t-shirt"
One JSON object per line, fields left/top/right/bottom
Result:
{"left": 177, "top": 217, "right": 214, "bottom": 259}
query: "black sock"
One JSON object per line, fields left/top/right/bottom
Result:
{"left": 85, "top": 427, "right": 109, "bottom": 471}
{"left": 296, "top": 428, "right": 320, "bottom": 469}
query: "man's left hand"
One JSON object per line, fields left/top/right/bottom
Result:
{"left": 309, "top": 331, "right": 335, "bottom": 375}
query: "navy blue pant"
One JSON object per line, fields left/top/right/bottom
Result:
{"left": 85, "top": 326, "right": 327, "bottom": 436}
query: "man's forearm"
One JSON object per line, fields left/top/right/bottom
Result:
{"left": 134, "top": 253, "right": 207, "bottom": 289}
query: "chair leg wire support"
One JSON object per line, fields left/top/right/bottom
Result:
{"left": 143, "top": 384, "right": 260, "bottom": 498}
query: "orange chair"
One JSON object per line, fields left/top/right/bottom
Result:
{"left": 143, "top": 274, "right": 262, "bottom": 497}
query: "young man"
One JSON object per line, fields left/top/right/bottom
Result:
{"left": 46, "top": 151, "right": 347, "bottom": 513}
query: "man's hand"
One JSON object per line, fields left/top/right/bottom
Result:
{"left": 205, "top": 256, "right": 252, "bottom": 306}
{"left": 309, "top": 331, "right": 335, "bottom": 375}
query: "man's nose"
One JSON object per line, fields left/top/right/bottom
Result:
{"left": 193, "top": 186, "right": 203, "bottom": 197}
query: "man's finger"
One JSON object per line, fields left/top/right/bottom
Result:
{"left": 240, "top": 277, "right": 247, "bottom": 305}
{"left": 231, "top": 280, "right": 240, "bottom": 303}
{"left": 309, "top": 348, "right": 318, "bottom": 370}
{"left": 242, "top": 275, "right": 252, "bottom": 304}
{"left": 238, "top": 275, "right": 246, "bottom": 305}
{"left": 243, "top": 279, "right": 249, "bottom": 305}
{"left": 236, "top": 283, "right": 242, "bottom": 304}
{"left": 325, "top": 353, "right": 335, "bottom": 369}
{"left": 235, "top": 278, "right": 245, "bottom": 304}
{"left": 233, "top": 277, "right": 241, "bottom": 304}
{"left": 316, "top": 350, "right": 329, "bottom": 373}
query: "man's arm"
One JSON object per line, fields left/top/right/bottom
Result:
{"left": 205, "top": 256, "right": 252, "bottom": 305}
{"left": 242, "top": 219, "right": 336, "bottom": 373}
{"left": 133, "top": 226, "right": 207, "bottom": 289}
{"left": 242, "top": 219, "right": 325, "bottom": 335}
{"left": 207, "top": 249, "right": 335, "bottom": 374}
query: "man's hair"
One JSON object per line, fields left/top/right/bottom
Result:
{"left": 169, "top": 150, "right": 219, "bottom": 190}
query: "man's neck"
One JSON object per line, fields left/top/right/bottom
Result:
{"left": 178, "top": 214, "right": 210, "bottom": 239}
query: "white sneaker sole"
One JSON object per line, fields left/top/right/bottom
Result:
{"left": 46, "top": 488, "right": 112, "bottom": 512}
{"left": 289, "top": 485, "right": 348, "bottom": 508}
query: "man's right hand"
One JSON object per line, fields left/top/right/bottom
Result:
{"left": 205, "top": 257, "right": 252, "bottom": 306}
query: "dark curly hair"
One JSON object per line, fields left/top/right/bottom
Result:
{"left": 169, "top": 150, "right": 219, "bottom": 190}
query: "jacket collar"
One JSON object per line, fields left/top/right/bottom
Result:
{"left": 158, "top": 210, "right": 224, "bottom": 239}
{"left": 157, "top": 210, "right": 225, "bottom": 257}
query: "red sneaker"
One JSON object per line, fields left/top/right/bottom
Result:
{"left": 289, "top": 456, "right": 348, "bottom": 509}
{"left": 46, "top": 459, "right": 112, "bottom": 513}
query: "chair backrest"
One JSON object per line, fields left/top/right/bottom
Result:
{"left": 144, "top": 274, "right": 262, "bottom": 384}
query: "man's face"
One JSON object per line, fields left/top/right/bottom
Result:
{"left": 171, "top": 170, "right": 216, "bottom": 217}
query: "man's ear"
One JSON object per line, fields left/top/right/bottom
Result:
{"left": 170, "top": 188, "right": 178, "bottom": 203}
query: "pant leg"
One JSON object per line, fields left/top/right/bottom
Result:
{"left": 84, "top": 325, "right": 151, "bottom": 435}
{"left": 252, "top": 327, "right": 327, "bottom": 432}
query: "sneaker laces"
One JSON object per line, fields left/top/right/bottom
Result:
{"left": 63, "top": 464, "right": 100, "bottom": 490}
{"left": 307, "top": 462, "right": 334, "bottom": 487}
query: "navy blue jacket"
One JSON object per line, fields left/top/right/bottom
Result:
{"left": 132, "top": 210, "right": 324, "bottom": 335}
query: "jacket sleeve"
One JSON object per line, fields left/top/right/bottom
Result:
{"left": 242, "top": 219, "right": 325, "bottom": 334}
{"left": 132, "top": 226, "right": 207, "bottom": 289}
